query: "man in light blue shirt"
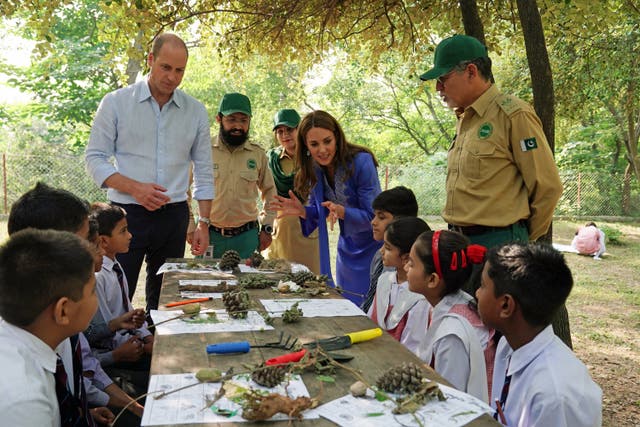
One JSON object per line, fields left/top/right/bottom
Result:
{"left": 85, "top": 33, "right": 214, "bottom": 311}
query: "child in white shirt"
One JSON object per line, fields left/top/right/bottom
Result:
{"left": 406, "top": 230, "right": 495, "bottom": 402}
{"left": 476, "top": 242, "right": 602, "bottom": 426}
{"left": 368, "top": 217, "right": 430, "bottom": 354}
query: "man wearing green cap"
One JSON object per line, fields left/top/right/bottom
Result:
{"left": 188, "top": 93, "right": 276, "bottom": 259}
{"left": 265, "top": 109, "right": 320, "bottom": 273}
{"left": 420, "top": 34, "right": 562, "bottom": 248}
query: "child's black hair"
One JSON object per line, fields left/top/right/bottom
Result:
{"left": 372, "top": 186, "right": 418, "bottom": 217}
{"left": 486, "top": 242, "right": 573, "bottom": 327}
{"left": 384, "top": 217, "right": 430, "bottom": 255}
{"left": 8, "top": 182, "right": 89, "bottom": 235}
{"left": 0, "top": 229, "right": 94, "bottom": 327}
{"left": 90, "top": 202, "right": 127, "bottom": 237}
{"left": 412, "top": 230, "right": 485, "bottom": 297}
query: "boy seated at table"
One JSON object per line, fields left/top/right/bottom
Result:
{"left": 0, "top": 229, "right": 103, "bottom": 425}
{"left": 88, "top": 203, "right": 152, "bottom": 393}
{"left": 476, "top": 242, "right": 602, "bottom": 426}
{"left": 361, "top": 186, "right": 420, "bottom": 313}
{"left": 8, "top": 181, "right": 142, "bottom": 423}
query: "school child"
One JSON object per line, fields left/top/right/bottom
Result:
{"left": 368, "top": 217, "right": 430, "bottom": 354}
{"left": 407, "top": 230, "right": 495, "bottom": 402}
{"left": 361, "top": 186, "right": 419, "bottom": 312}
{"left": 89, "top": 203, "right": 153, "bottom": 372}
{"left": 85, "top": 218, "right": 145, "bottom": 420}
{"left": 476, "top": 242, "right": 602, "bottom": 426}
{"left": 0, "top": 229, "right": 102, "bottom": 426}
{"left": 7, "top": 182, "right": 144, "bottom": 424}
{"left": 571, "top": 222, "right": 606, "bottom": 259}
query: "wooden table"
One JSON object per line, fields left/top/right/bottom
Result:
{"left": 149, "top": 265, "right": 499, "bottom": 427}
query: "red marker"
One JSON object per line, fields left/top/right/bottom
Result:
{"left": 165, "top": 297, "right": 213, "bottom": 308}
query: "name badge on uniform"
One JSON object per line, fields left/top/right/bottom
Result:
{"left": 520, "top": 137, "right": 538, "bottom": 151}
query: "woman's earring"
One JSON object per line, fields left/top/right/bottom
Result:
{"left": 306, "top": 150, "right": 310, "bottom": 157}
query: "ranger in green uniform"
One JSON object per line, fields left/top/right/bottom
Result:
{"left": 420, "top": 35, "right": 563, "bottom": 249}
{"left": 188, "top": 93, "right": 277, "bottom": 258}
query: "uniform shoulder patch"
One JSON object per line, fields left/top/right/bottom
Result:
{"left": 496, "top": 94, "right": 524, "bottom": 115}
{"left": 520, "top": 137, "right": 538, "bottom": 151}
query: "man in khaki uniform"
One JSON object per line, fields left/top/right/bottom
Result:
{"left": 188, "top": 93, "right": 276, "bottom": 259}
{"left": 420, "top": 35, "right": 562, "bottom": 249}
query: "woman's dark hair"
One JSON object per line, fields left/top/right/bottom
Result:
{"left": 294, "top": 110, "right": 378, "bottom": 200}
{"left": 412, "top": 230, "right": 485, "bottom": 297}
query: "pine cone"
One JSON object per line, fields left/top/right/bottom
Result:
{"left": 248, "top": 251, "right": 264, "bottom": 268}
{"left": 376, "top": 362, "right": 425, "bottom": 394}
{"left": 219, "top": 250, "right": 241, "bottom": 271}
{"left": 222, "top": 288, "right": 250, "bottom": 319}
{"left": 251, "top": 364, "right": 286, "bottom": 388}
{"left": 286, "top": 270, "right": 316, "bottom": 286}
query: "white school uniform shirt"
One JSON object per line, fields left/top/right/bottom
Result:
{"left": 96, "top": 256, "right": 151, "bottom": 348}
{"left": 367, "top": 271, "right": 430, "bottom": 354}
{"left": 0, "top": 320, "right": 61, "bottom": 427}
{"left": 492, "top": 325, "right": 602, "bottom": 427}
{"left": 416, "top": 290, "right": 489, "bottom": 402}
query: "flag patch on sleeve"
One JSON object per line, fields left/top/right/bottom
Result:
{"left": 520, "top": 137, "right": 538, "bottom": 151}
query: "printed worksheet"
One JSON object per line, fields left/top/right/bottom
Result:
{"left": 157, "top": 262, "right": 237, "bottom": 277}
{"left": 141, "top": 372, "right": 318, "bottom": 426}
{"left": 260, "top": 298, "right": 366, "bottom": 317}
{"left": 149, "top": 309, "right": 274, "bottom": 335}
{"left": 310, "top": 383, "right": 492, "bottom": 427}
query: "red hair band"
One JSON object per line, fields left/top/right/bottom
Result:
{"left": 431, "top": 230, "right": 443, "bottom": 278}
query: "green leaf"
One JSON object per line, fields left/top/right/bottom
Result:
{"left": 365, "top": 412, "right": 385, "bottom": 417}
{"left": 374, "top": 391, "right": 388, "bottom": 402}
{"left": 316, "top": 375, "right": 335, "bottom": 383}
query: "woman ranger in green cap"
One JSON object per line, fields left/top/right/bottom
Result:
{"left": 265, "top": 109, "right": 320, "bottom": 273}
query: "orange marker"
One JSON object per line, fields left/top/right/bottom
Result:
{"left": 165, "top": 297, "right": 213, "bottom": 308}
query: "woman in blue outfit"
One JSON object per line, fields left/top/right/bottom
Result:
{"left": 271, "top": 110, "right": 381, "bottom": 305}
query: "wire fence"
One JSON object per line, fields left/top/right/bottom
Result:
{"left": 2, "top": 153, "right": 640, "bottom": 219}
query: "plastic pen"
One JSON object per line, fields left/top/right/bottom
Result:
{"left": 165, "top": 297, "right": 213, "bottom": 308}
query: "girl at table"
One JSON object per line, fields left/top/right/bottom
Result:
{"left": 368, "top": 217, "right": 431, "bottom": 354}
{"left": 271, "top": 110, "right": 381, "bottom": 306}
{"left": 406, "top": 230, "right": 495, "bottom": 402}
{"left": 266, "top": 109, "right": 320, "bottom": 273}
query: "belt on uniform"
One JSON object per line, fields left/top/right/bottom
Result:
{"left": 211, "top": 221, "right": 258, "bottom": 237}
{"left": 448, "top": 220, "right": 526, "bottom": 236}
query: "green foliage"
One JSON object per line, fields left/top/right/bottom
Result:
{"left": 599, "top": 225, "right": 623, "bottom": 246}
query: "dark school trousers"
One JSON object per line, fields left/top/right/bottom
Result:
{"left": 113, "top": 201, "right": 189, "bottom": 312}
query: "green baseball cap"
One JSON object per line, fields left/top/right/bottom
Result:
{"left": 420, "top": 35, "right": 488, "bottom": 81}
{"left": 272, "top": 109, "right": 301, "bottom": 130}
{"left": 218, "top": 92, "right": 252, "bottom": 116}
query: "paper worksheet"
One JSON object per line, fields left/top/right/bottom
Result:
{"left": 141, "top": 372, "right": 318, "bottom": 426}
{"left": 260, "top": 298, "right": 366, "bottom": 317}
{"left": 237, "top": 263, "right": 310, "bottom": 274}
{"left": 311, "top": 383, "right": 492, "bottom": 427}
{"left": 149, "top": 309, "right": 274, "bottom": 335}
{"left": 157, "top": 262, "right": 237, "bottom": 277}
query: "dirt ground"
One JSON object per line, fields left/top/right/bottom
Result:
{"left": 131, "top": 219, "right": 640, "bottom": 426}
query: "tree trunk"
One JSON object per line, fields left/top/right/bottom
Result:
{"left": 459, "top": 0, "right": 486, "bottom": 43}
{"left": 125, "top": 30, "right": 145, "bottom": 86}
{"left": 517, "top": 1, "right": 571, "bottom": 349}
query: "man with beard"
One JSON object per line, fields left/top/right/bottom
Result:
{"left": 187, "top": 93, "right": 276, "bottom": 259}
{"left": 85, "top": 33, "right": 214, "bottom": 311}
